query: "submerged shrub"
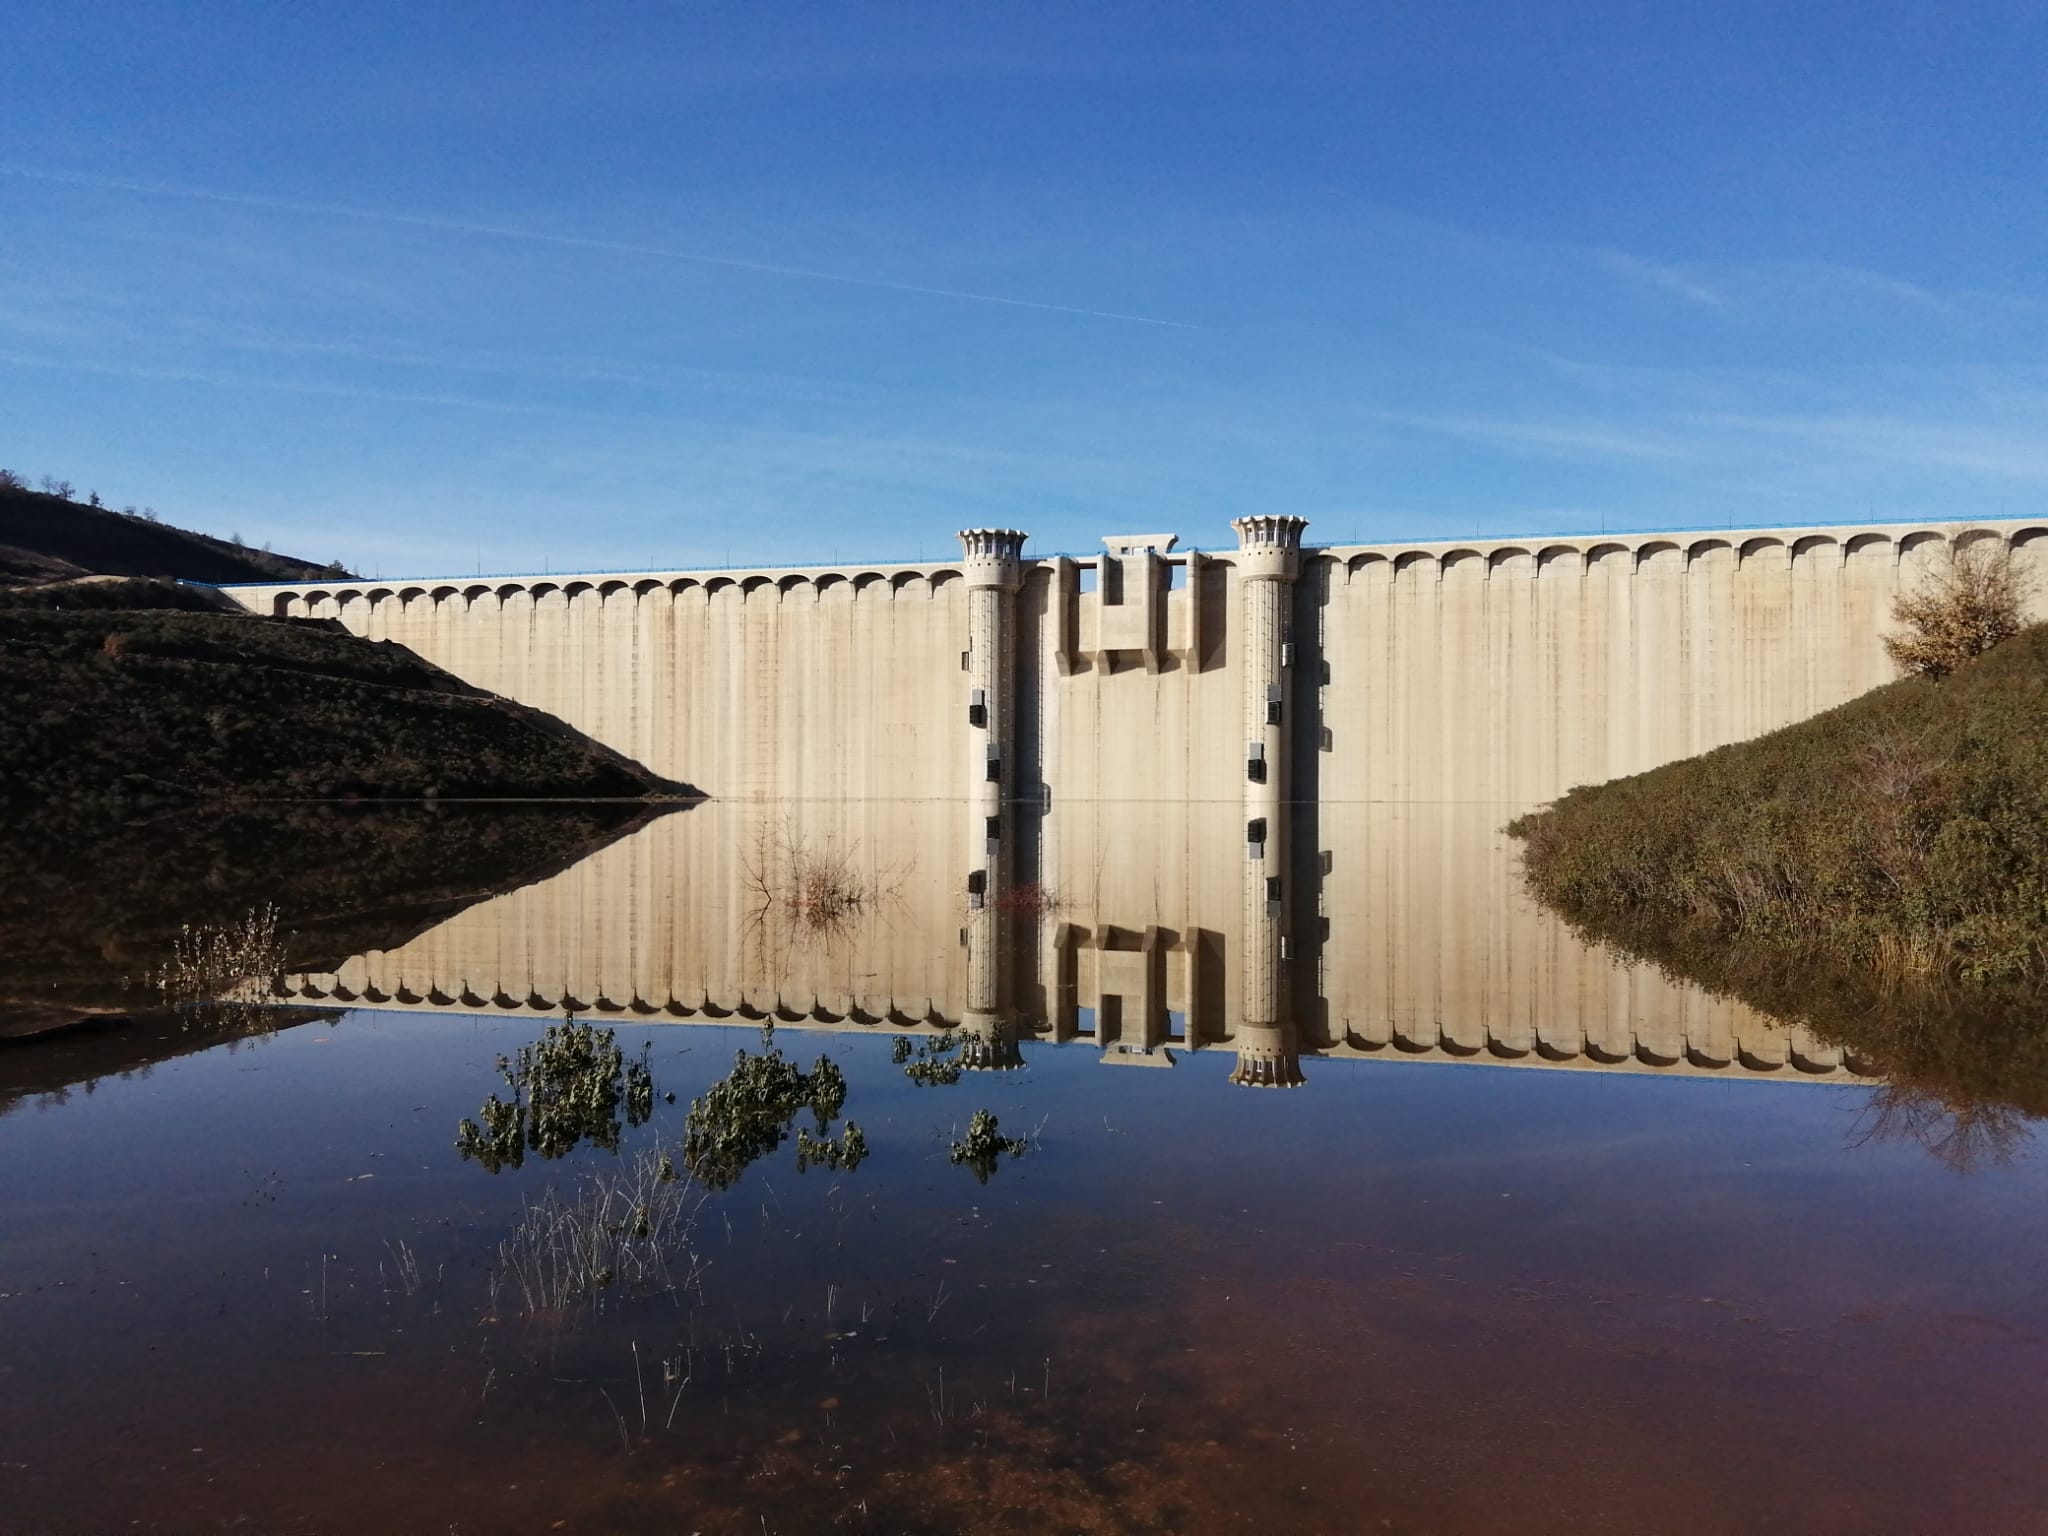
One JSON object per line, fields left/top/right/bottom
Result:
{"left": 948, "top": 1109, "right": 1029, "bottom": 1183}
{"left": 899, "top": 1030, "right": 963, "bottom": 1086}
{"left": 490, "top": 1143, "right": 700, "bottom": 1319}
{"left": 795, "top": 1121, "right": 869, "bottom": 1172}
{"left": 682, "top": 1043, "right": 854, "bottom": 1189}
{"left": 457, "top": 1019, "right": 656, "bottom": 1172}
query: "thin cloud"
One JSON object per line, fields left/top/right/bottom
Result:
{"left": 1369, "top": 407, "right": 1694, "bottom": 464}
{"left": 0, "top": 349, "right": 633, "bottom": 421}
{"left": 0, "top": 166, "right": 1197, "bottom": 330}
{"left": 1592, "top": 249, "right": 1732, "bottom": 309}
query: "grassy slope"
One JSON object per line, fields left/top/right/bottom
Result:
{"left": 1509, "top": 624, "right": 2048, "bottom": 983}
{"left": 0, "top": 485, "right": 341, "bottom": 587}
{"left": 0, "top": 603, "right": 690, "bottom": 813}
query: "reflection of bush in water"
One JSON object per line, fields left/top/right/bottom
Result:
{"left": 456, "top": 1019, "right": 655, "bottom": 1173}
{"left": 1539, "top": 904, "right": 2048, "bottom": 1170}
{"left": 683, "top": 1042, "right": 859, "bottom": 1190}
{"left": 490, "top": 1143, "right": 700, "bottom": 1318}
{"left": 148, "top": 902, "right": 291, "bottom": 1033}
{"left": 949, "top": 1109, "right": 1029, "bottom": 1183}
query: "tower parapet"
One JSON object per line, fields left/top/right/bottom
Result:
{"left": 960, "top": 1017, "right": 1026, "bottom": 1071}
{"left": 1229, "top": 515, "right": 1308, "bottom": 583}
{"left": 958, "top": 528, "right": 1028, "bottom": 591}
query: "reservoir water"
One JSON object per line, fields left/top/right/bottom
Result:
{"left": 3, "top": 801, "right": 2044, "bottom": 1534}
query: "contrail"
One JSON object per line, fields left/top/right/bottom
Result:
{"left": 0, "top": 166, "right": 1197, "bottom": 330}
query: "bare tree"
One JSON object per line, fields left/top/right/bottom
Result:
{"left": 1884, "top": 537, "right": 2033, "bottom": 681}
{"left": 0, "top": 468, "right": 25, "bottom": 490}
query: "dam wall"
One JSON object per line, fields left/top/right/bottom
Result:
{"left": 227, "top": 519, "right": 2048, "bottom": 806}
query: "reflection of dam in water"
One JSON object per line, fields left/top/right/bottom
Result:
{"left": 274, "top": 801, "right": 1867, "bottom": 1088}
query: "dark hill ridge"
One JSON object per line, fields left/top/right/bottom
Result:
{"left": 0, "top": 601, "right": 695, "bottom": 817}
{"left": 0, "top": 485, "right": 693, "bottom": 812}
{"left": 0, "top": 484, "right": 343, "bottom": 588}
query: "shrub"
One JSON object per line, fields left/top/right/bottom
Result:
{"left": 1884, "top": 537, "right": 2033, "bottom": 681}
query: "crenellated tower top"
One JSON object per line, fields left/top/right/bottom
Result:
{"left": 957, "top": 528, "right": 1029, "bottom": 590}
{"left": 1229, "top": 515, "right": 1309, "bottom": 582}
{"left": 1229, "top": 1023, "right": 1305, "bottom": 1088}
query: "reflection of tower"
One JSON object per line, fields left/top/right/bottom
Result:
{"left": 1231, "top": 515, "right": 1308, "bottom": 1087}
{"left": 960, "top": 1015, "right": 1026, "bottom": 1071}
{"left": 1229, "top": 1022, "right": 1305, "bottom": 1087}
{"left": 959, "top": 529, "right": 1028, "bottom": 1038}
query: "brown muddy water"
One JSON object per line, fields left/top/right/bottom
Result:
{"left": 3, "top": 801, "right": 2047, "bottom": 1535}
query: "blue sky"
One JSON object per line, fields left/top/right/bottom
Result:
{"left": 4, "top": 1, "right": 2045, "bottom": 576}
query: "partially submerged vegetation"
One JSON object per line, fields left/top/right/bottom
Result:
{"left": 895, "top": 1030, "right": 964, "bottom": 1086}
{"left": 457, "top": 1019, "right": 657, "bottom": 1172}
{"left": 681, "top": 1035, "right": 860, "bottom": 1189}
{"left": 949, "top": 1109, "right": 1030, "bottom": 1182}
{"left": 488, "top": 1143, "right": 701, "bottom": 1319}
{"left": 1510, "top": 622, "right": 2048, "bottom": 985}
{"left": 147, "top": 902, "right": 292, "bottom": 1035}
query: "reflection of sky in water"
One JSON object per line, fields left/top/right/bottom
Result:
{"left": 7, "top": 1003, "right": 2048, "bottom": 1530}
{"left": 6, "top": 795, "right": 2046, "bottom": 1532}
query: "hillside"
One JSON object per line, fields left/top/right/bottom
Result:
{"left": 0, "top": 600, "right": 694, "bottom": 817}
{"left": 1508, "top": 624, "right": 2048, "bottom": 983}
{"left": 0, "top": 482, "right": 344, "bottom": 588}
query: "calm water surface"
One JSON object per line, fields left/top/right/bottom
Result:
{"left": 3, "top": 803, "right": 2045, "bottom": 1535}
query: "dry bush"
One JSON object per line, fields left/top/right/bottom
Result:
{"left": 741, "top": 819, "right": 869, "bottom": 937}
{"left": 148, "top": 903, "right": 291, "bottom": 1032}
{"left": 992, "top": 880, "right": 1063, "bottom": 917}
{"left": 1884, "top": 537, "right": 2032, "bottom": 681}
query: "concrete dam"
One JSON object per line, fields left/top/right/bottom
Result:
{"left": 229, "top": 517, "right": 2047, "bottom": 808}
{"left": 232, "top": 514, "right": 2044, "bottom": 1087}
